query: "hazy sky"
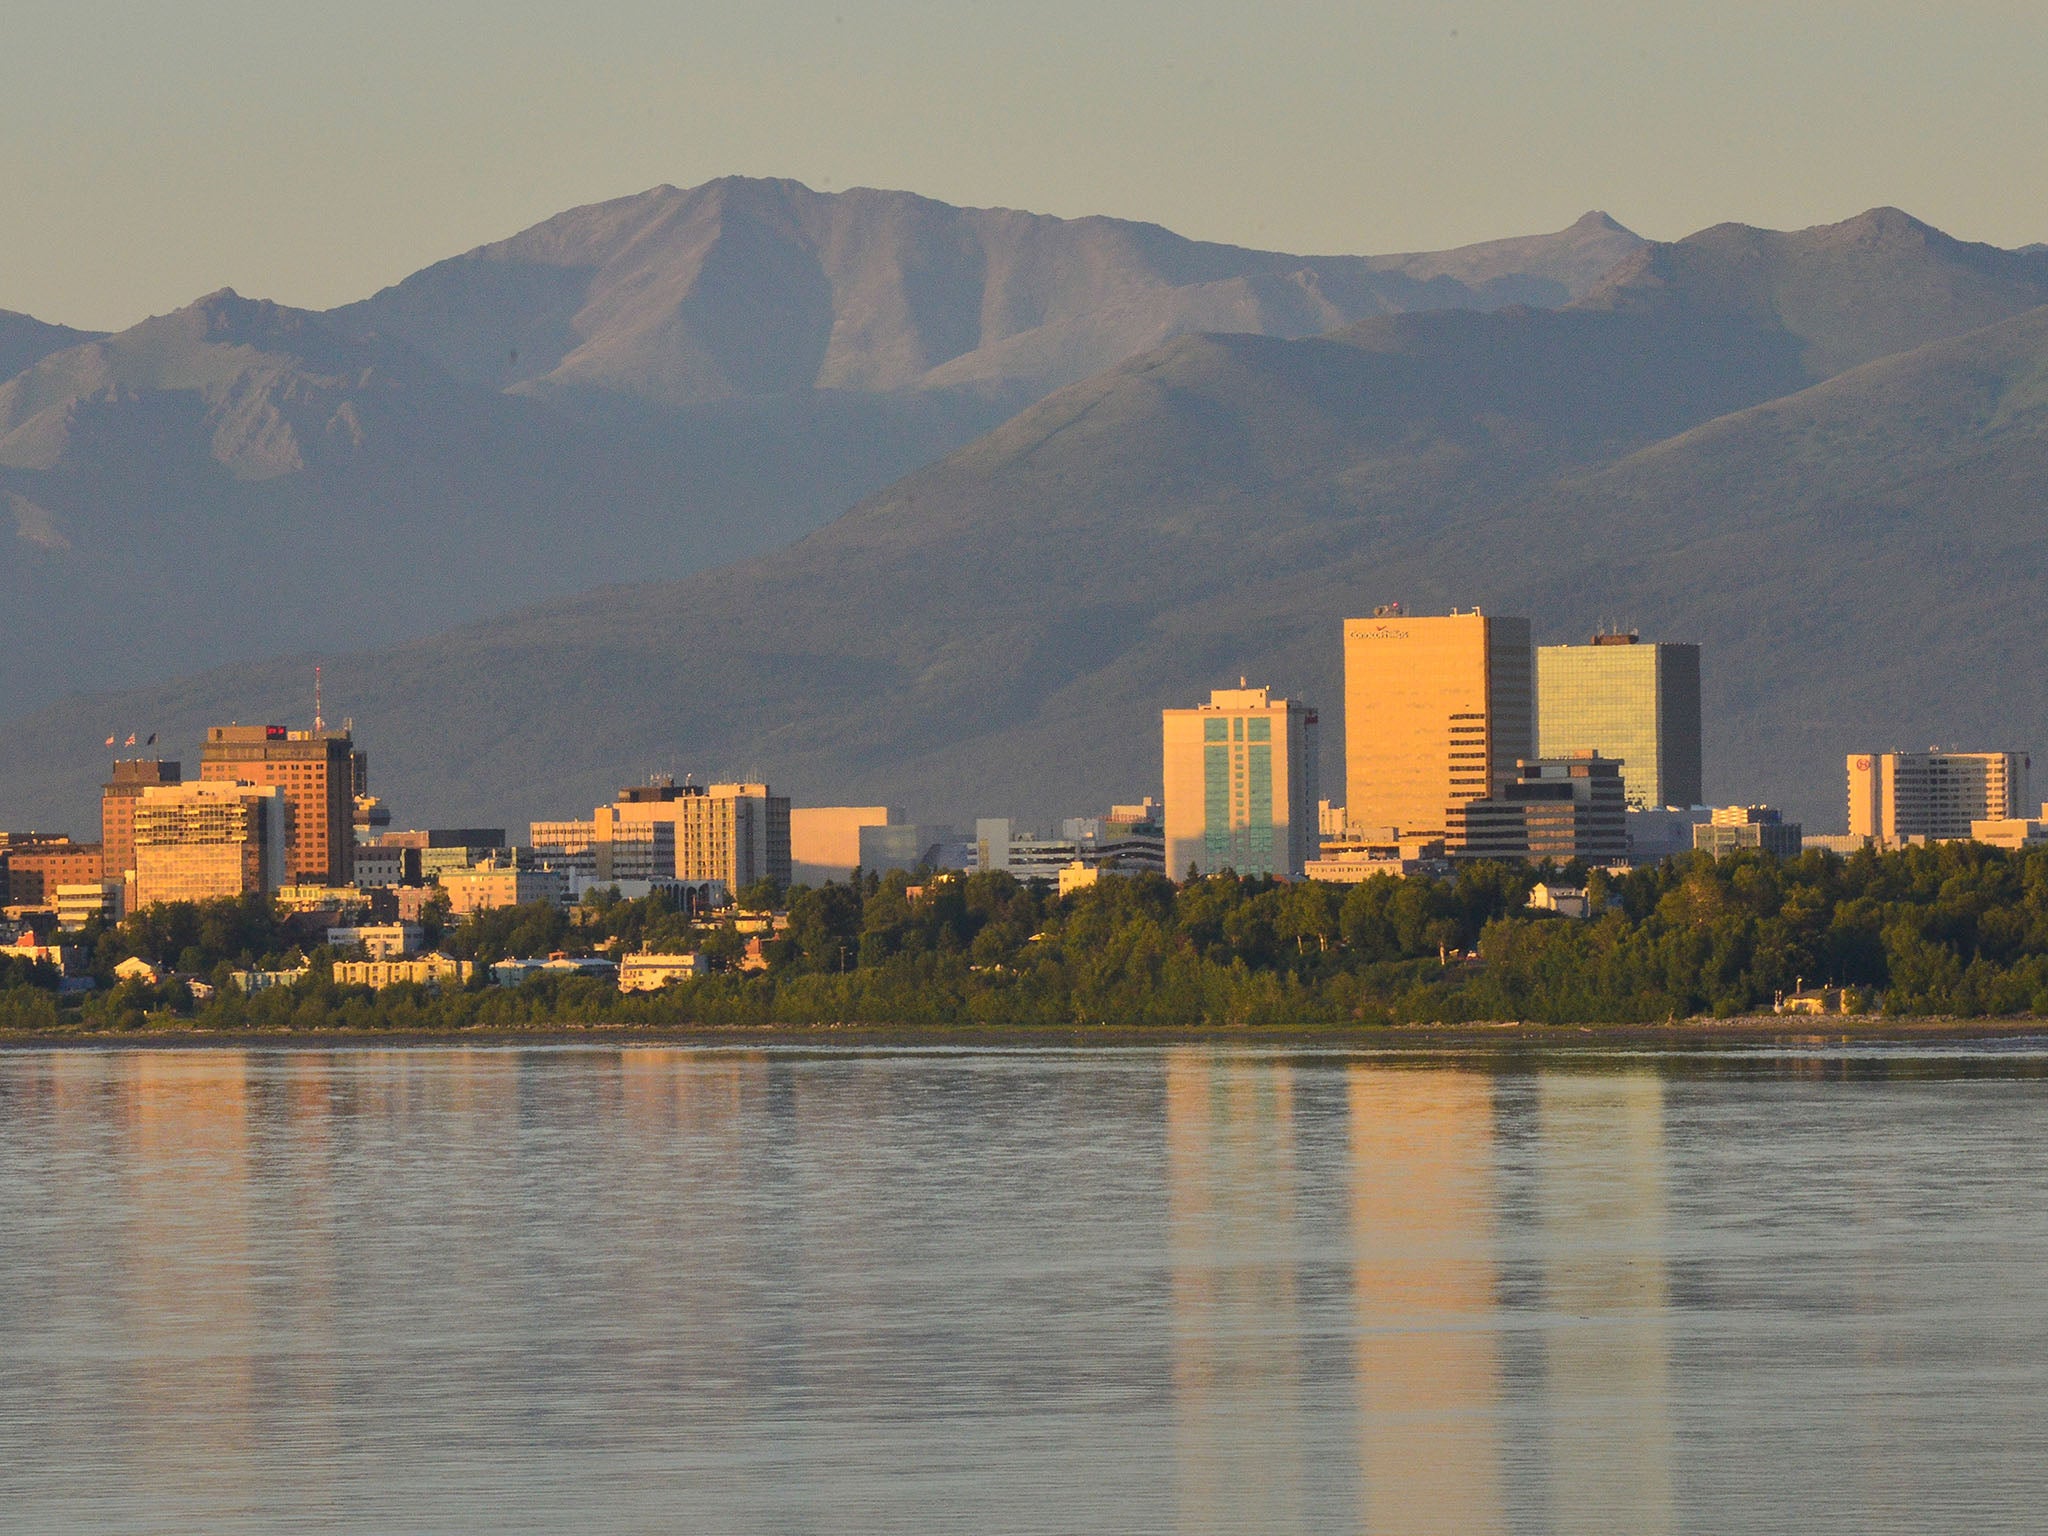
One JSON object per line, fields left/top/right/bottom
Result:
{"left": 6, "top": 0, "right": 2045, "bottom": 330}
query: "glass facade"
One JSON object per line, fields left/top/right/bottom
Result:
{"left": 1536, "top": 641, "right": 1701, "bottom": 811}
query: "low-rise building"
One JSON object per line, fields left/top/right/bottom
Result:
{"left": 350, "top": 843, "right": 420, "bottom": 888}
{"left": 2, "top": 938, "right": 86, "bottom": 977}
{"left": 3, "top": 836, "right": 105, "bottom": 906}
{"left": 229, "top": 966, "right": 309, "bottom": 993}
{"left": 1304, "top": 836, "right": 1452, "bottom": 883}
{"left": 1625, "top": 806, "right": 1711, "bottom": 864}
{"left": 492, "top": 955, "right": 619, "bottom": 986}
{"left": 859, "top": 822, "right": 970, "bottom": 875}
{"left": 618, "top": 952, "right": 709, "bottom": 991}
{"left": 332, "top": 955, "right": 474, "bottom": 989}
{"left": 1775, "top": 984, "right": 1866, "bottom": 1015}
{"left": 1971, "top": 805, "right": 2048, "bottom": 849}
{"left": 55, "top": 881, "right": 122, "bottom": 931}
{"left": 1528, "top": 883, "right": 1591, "bottom": 918}
{"left": 1694, "top": 806, "right": 1804, "bottom": 858}
{"left": 439, "top": 859, "right": 569, "bottom": 916}
{"left": 325, "top": 922, "right": 424, "bottom": 958}
{"left": 792, "top": 805, "right": 901, "bottom": 884}
{"left": 394, "top": 885, "right": 438, "bottom": 922}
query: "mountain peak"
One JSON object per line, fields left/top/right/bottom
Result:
{"left": 1571, "top": 211, "right": 1634, "bottom": 236}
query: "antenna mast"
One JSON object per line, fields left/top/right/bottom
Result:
{"left": 314, "top": 665, "right": 325, "bottom": 735}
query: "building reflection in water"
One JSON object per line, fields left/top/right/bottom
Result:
{"left": 1531, "top": 1070, "right": 1673, "bottom": 1536}
{"left": 1347, "top": 1065, "right": 1505, "bottom": 1536}
{"left": 114, "top": 1049, "right": 260, "bottom": 1509}
{"left": 1165, "top": 1048, "right": 1309, "bottom": 1533}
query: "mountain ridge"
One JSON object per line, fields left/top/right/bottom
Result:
{"left": 0, "top": 180, "right": 1654, "bottom": 715}
{"left": 8, "top": 196, "right": 2048, "bottom": 836}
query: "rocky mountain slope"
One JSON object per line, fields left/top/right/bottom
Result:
{"left": 336, "top": 179, "right": 1643, "bottom": 405}
{"left": 8, "top": 208, "right": 2047, "bottom": 836}
{"left": 0, "top": 181, "right": 1646, "bottom": 714}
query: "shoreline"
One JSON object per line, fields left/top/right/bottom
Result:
{"left": 4, "top": 1015, "right": 2047, "bottom": 1052}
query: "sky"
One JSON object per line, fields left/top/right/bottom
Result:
{"left": 4, "top": 0, "right": 2046, "bottom": 331}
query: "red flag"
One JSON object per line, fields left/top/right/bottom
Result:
{"left": 124, "top": 734, "right": 137, "bottom": 746}
{"left": 104, "top": 735, "right": 115, "bottom": 747}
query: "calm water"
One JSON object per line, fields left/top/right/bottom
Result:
{"left": 3, "top": 1042, "right": 2047, "bottom": 1534}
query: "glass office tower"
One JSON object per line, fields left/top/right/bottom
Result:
{"left": 1536, "top": 635, "right": 1702, "bottom": 811}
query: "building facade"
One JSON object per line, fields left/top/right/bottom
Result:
{"left": 2, "top": 837, "right": 104, "bottom": 906}
{"left": 1162, "top": 684, "right": 1320, "bottom": 881}
{"left": 1694, "top": 805, "right": 1804, "bottom": 858}
{"left": 605, "top": 779, "right": 793, "bottom": 889}
{"left": 199, "top": 725, "right": 356, "bottom": 887}
{"left": 101, "top": 758, "right": 182, "bottom": 882}
{"left": 132, "top": 783, "right": 288, "bottom": 908}
{"left": 1536, "top": 633, "right": 1702, "bottom": 810}
{"left": 438, "top": 861, "right": 569, "bottom": 916}
{"left": 1445, "top": 753, "right": 1628, "bottom": 864}
{"left": 1847, "top": 751, "right": 2032, "bottom": 844}
{"left": 333, "top": 955, "right": 474, "bottom": 989}
{"left": 791, "top": 806, "right": 900, "bottom": 884}
{"left": 1343, "top": 610, "right": 1532, "bottom": 840}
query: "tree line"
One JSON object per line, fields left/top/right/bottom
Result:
{"left": 10, "top": 842, "right": 2048, "bottom": 1031}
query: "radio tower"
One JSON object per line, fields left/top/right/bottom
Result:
{"left": 314, "top": 665, "right": 325, "bottom": 735}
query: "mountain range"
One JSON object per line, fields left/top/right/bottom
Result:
{"left": 0, "top": 178, "right": 1640, "bottom": 713}
{"left": 5, "top": 193, "right": 2048, "bottom": 838}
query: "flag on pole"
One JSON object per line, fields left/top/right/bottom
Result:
{"left": 124, "top": 734, "right": 136, "bottom": 746}
{"left": 104, "top": 735, "right": 115, "bottom": 747}
{"left": 146, "top": 733, "right": 157, "bottom": 746}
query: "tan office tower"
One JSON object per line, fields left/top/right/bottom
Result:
{"left": 1847, "top": 751, "right": 2031, "bottom": 844}
{"left": 200, "top": 725, "right": 356, "bottom": 887}
{"left": 102, "top": 758, "right": 183, "bottom": 882}
{"left": 1162, "top": 684, "right": 1320, "bottom": 881}
{"left": 132, "top": 782, "right": 288, "bottom": 908}
{"left": 1343, "top": 610, "right": 1533, "bottom": 839}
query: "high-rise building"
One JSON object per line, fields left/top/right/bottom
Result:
{"left": 199, "top": 726, "right": 355, "bottom": 887}
{"left": 1343, "top": 609, "right": 1533, "bottom": 839}
{"left": 1161, "top": 684, "right": 1320, "bottom": 880}
{"left": 132, "top": 783, "right": 287, "bottom": 908}
{"left": 1847, "top": 751, "right": 2032, "bottom": 844}
{"left": 1536, "top": 633, "right": 1702, "bottom": 810}
{"left": 102, "top": 758, "right": 183, "bottom": 882}
{"left": 1446, "top": 753, "right": 1628, "bottom": 864}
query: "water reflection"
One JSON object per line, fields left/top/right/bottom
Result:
{"left": 1532, "top": 1072, "right": 1672, "bottom": 1536}
{"left": 1165, "top": 1049, "right": 1307, "bottom": 1532}
{"left": 4, "top": 1045, "right": 2048, "bottom": 1534}
{"left": 116, "top": 1052, "right": 258, "bottom": 1514}
{"left": 1348, "top": 1066, "right": 1504, "bottom": 1536}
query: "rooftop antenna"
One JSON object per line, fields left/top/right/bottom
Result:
{"left": 313, "top": 666, "right": 325, "bottom": 735}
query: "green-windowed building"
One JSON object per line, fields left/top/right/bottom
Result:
{"left": 1162, "top": 684, "right": 1320, "bottom": 881}
{"left": 1536, "top": 633, "right": 1702, "bottom": 811}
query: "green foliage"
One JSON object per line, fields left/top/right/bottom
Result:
{"left": 16, "top": 844, "right": 2048, "bottom": 1032}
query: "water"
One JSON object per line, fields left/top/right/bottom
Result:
{"left": 3, "top": 1041, "right": 2047, "bottom": 1534}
